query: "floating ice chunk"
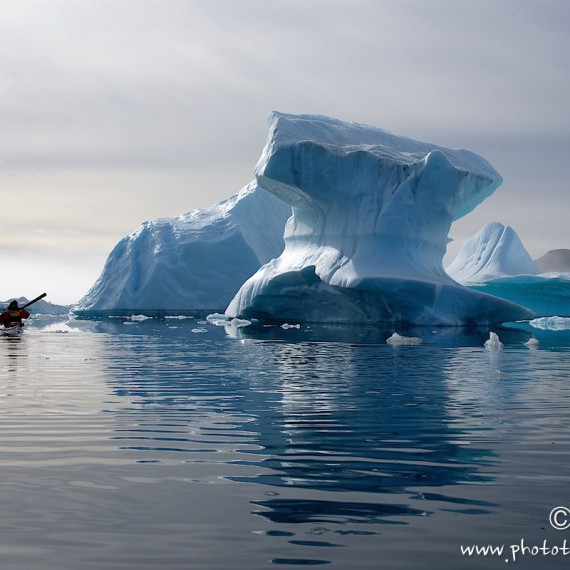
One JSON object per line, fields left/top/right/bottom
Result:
{"left": 207, "top": 314, "right": 251, "bottom": 326}
{"left": 281, "top": 323, "right": 301, "bottom": 329}
{"left": 191, "top": 328, "right": 208, "bottom": 334}
{"left": 128, "top": 314, "right": 153, "bottom": 321}
{"left": 230, "top": 318, "right": 252, "bottom": 328}
{"left": 484, "top": 331, "right": 503, "bottom": 350}
{"left": 529, "top": 317, "right": 570, "bottom": 331}
{"left": 524, "top": 337, "right": 540, "bottom": 349}
{"left": 206, "top": 313, "right": 230, "bottom": 326}
{"left": 165, "top": 315, "right": 195, "bottom": 320}
{"left": 386, "top": 332, "right": 423, "bottom": 345}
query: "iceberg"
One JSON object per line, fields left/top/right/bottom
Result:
{"left": 226, "top": 113, "right": 533, "bottom": 326}
{"left": 75, "top": 183, "right": 291, "bottom": 313}
{"left": 446, "top": 222, "right": 539, "bottom": 283}
{"left": 464, "top": 274, "right": 570, "bottom": 318}
{"left": 447, "top": 223, "right": 570, "bottom": 317}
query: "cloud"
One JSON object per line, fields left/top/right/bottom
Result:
{"left": 2, "top": 0, "right": 569, "bottom": 161}
{"left": 1, "top": 0, "right": 569, "bottom": 302}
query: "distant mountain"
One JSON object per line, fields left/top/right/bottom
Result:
{"left": 1, "top": 297, "right": 70, "bottom": 315}
{"left": 534, "top": 249, "right": 570, "bottom": 273}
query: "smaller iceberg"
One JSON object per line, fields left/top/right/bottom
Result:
{"left": 448, "top": 222, "right": 570, "bottom": 317}
{"left": 446, "top": 222, "right": 539, "bottom": 283}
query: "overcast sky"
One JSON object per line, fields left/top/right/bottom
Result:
{"left": 1, "top": 0, "right": 569, "bottom": 305}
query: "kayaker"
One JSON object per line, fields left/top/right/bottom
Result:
{"left": 0, "top": 300, "right": 31, "bottom": 328}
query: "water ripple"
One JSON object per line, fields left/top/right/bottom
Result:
{"left": 1, "top": 320, "right": 569, "bottom": 568}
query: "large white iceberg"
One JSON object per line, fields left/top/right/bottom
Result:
{"left": 75, "top": 183, "right": 291, "bottom": 312}
{"left": 226, "top": 113, "right": 533, "bottom": 326}
{"left": 446, "top": 222, "right": 539, "bottom": 284}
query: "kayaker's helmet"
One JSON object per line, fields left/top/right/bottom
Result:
{"left": 8, "top": 300, "right": 18, "bottom": 310}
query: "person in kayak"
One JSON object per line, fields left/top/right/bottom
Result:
{"left": 0, "top": 300, "right": 31, "bottom": 328}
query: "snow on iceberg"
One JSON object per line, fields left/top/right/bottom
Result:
{"left": 446, "top": 222, "right": 539, "bottom": 284}
{"left": 75, "top": 182, "right": 291, "bottom": 313}
{"left": 226, "top": 112, "right": 533, "bottom": 326}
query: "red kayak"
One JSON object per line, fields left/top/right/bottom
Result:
{"left": 1, "top": 323, "right": 22, "bottom": 337}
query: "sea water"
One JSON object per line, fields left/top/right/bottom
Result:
{"left": 1, "top": 316, "right": 570, "bottom": 569}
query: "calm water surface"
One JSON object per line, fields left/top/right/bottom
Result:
{"left": 1, "top": 316, "right": 570, "bottom": 569}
